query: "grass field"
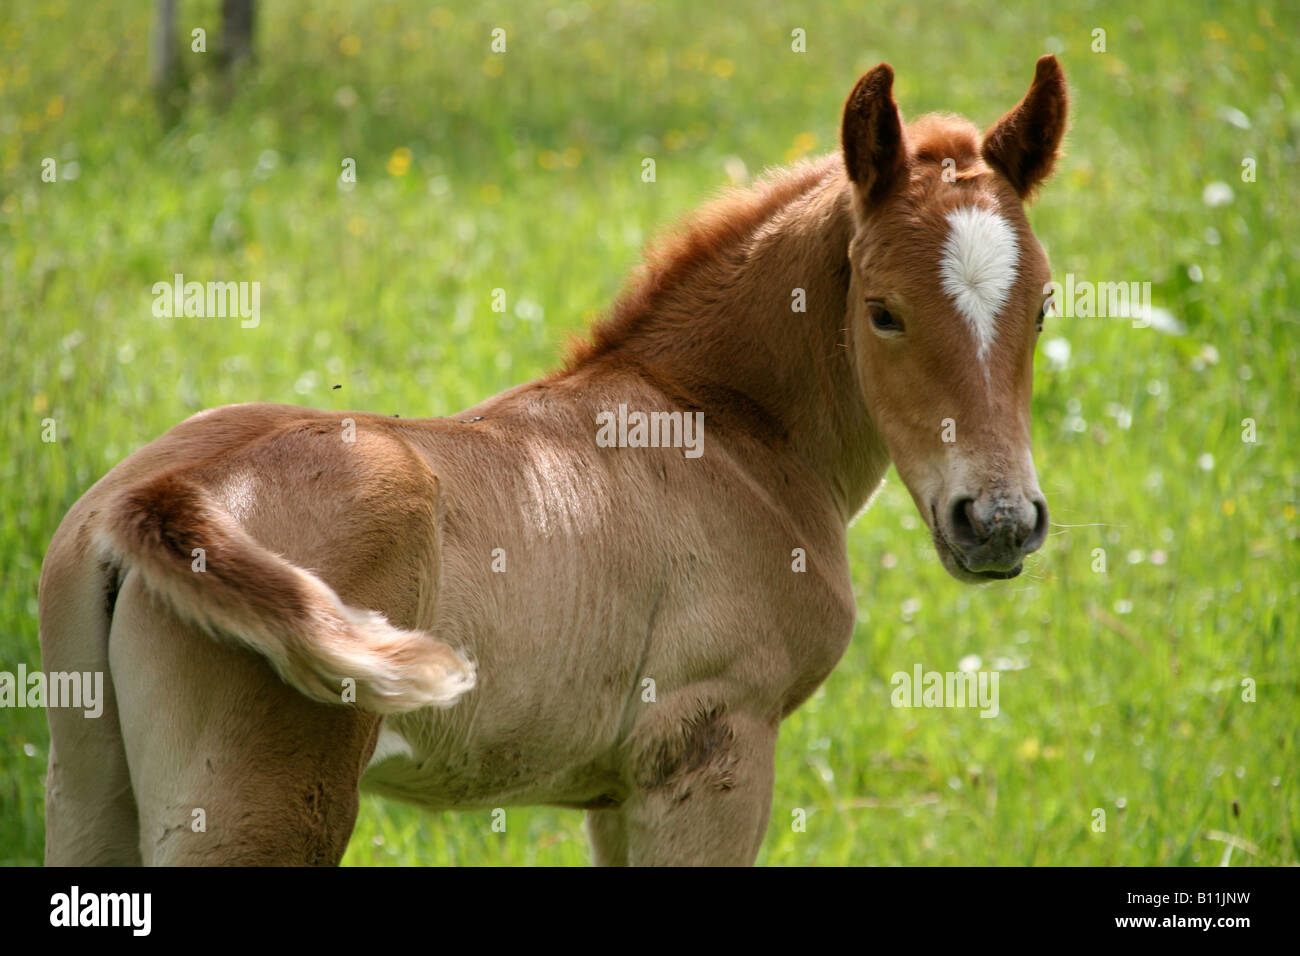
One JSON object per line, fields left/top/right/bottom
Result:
{"left": 1, "top": 0, "right": 1297, "bottom": 866}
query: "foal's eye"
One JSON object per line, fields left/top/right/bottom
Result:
{"left": 867, "top": 301, "right": 903, "bottom": 335}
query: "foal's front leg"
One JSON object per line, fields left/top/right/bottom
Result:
{"left": 616, "top": 700, "right": 777, "bottom": 866}
{"left": 584, "top": 807, "right": 629, "bottom": 866}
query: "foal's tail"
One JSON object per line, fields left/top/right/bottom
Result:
{"left": 94, "top": 473, "right": 475, "bottom": 714}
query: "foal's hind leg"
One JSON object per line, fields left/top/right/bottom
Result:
{"left": 109, "top": 572, "right": 379, "bottom": 865}
{"left": 621, "top": 699, "right": 777, "bottom": 866}
{"left": 40, "top": 556, "right": 140, "bottom": 865}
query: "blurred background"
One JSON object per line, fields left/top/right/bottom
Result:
{"left": 1, "top": 0, "right": 1296, "bottom": 865}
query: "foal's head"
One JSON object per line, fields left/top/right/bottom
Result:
{"left": 841, "top": 57, "right": 1068, "bottom": 582}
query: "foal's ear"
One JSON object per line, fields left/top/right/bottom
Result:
{"left": 841, "top": 63, "right": 907, "bottom": 207}
{"left": 982, "top": 55, "right": 1069, "bottom": 199}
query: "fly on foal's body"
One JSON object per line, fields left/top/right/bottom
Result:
{"left": 40, "top": 58, "right": 1069, "bottom": 865}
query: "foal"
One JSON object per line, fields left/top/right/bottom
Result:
{"left": 40, "top": 57, "right": 1067, "bottom": 865}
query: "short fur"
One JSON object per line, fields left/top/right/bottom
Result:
{"left": 40, "top": 58, "right": 1068, "bottom": 866}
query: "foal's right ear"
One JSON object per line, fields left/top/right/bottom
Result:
{"left": 842, "top": 63, "right": 907, "bottom": 208}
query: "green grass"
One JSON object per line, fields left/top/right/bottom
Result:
{"left": 2, "top": 0, "right": 1297, "bottom": 865}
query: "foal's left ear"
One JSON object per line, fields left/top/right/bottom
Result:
{"left": 982, "top": 55, "right": 1069, "bottom": 200}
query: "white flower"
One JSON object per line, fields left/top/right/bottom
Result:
{"left": 1041, "top": 336, "right": 1071, "bottom": 370}
{"left": 1202, "top": 181, "right": 1234, "bottom": 207}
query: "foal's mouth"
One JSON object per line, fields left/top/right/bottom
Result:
{"left": 929, "top": 504, "right": 1024, "bottom": 583}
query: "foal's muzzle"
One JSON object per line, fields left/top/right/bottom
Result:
{"left": 940, "top": 489, "right": 1049, "bottom": 579}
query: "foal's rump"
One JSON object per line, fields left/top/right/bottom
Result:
{"left": 93, "top": 468, "right": 474, "bottom": 714}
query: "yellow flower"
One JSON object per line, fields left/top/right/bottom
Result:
{"left": 1222, "top": 499, "right": 1236, "bottom": 516}
{"left": 386, "top": 147, "right": 413, "bottom": 177}
{"left": 561, "top": 147, "right": 582, "bottom": 169}
{"left": 712, "top": 58, "right": 734, "bottom": 78}
{"left": 482, "top": 57, "right": 503, "bottom": 77}
{"left": 338, "top": 34, "right": 361, "bottom": 57}
{"left": 347, "top": 217, "right": 366, "bottom": 237}
{"left": 537, "top": 150, "right": 560, "bottom": 170}
{"left": 480, "top": 184, "right": 501, "bottom": 204}
{"left": 46, "top": 95, "right": 64, "bottom": 119}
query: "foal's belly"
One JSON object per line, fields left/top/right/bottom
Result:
{"left": 360, "top": 755, "right": 620, "bottom": 812}
{"left": 359, "top": 697, "right": 627, "bottom": 811}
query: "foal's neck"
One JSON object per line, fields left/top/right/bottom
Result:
{"left": 714, "top": 163, "right": 886, "bottom": 518}
{"left": 571, "top": 157, "right": 888, "bottom": 521}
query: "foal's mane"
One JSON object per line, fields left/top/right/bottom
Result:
{"left": 563, "top": 115, "right": 986, "bottom": 373}
{"left": 563, "top": 155, "right": 839, "bottom": 371}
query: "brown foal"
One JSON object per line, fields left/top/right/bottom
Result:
{"left": 40, "top": 57, "right": 1067, "bottom": 865}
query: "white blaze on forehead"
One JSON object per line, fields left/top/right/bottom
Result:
{"left": 938, "top": 205, "right": 1020, "bottom": 361}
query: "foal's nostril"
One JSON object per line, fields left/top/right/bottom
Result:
{"left": 948, "top": 497, "right": 981, "bottom": 548}
{"left": 1023, "top": 497, "right": 1049, "bottom": 553}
